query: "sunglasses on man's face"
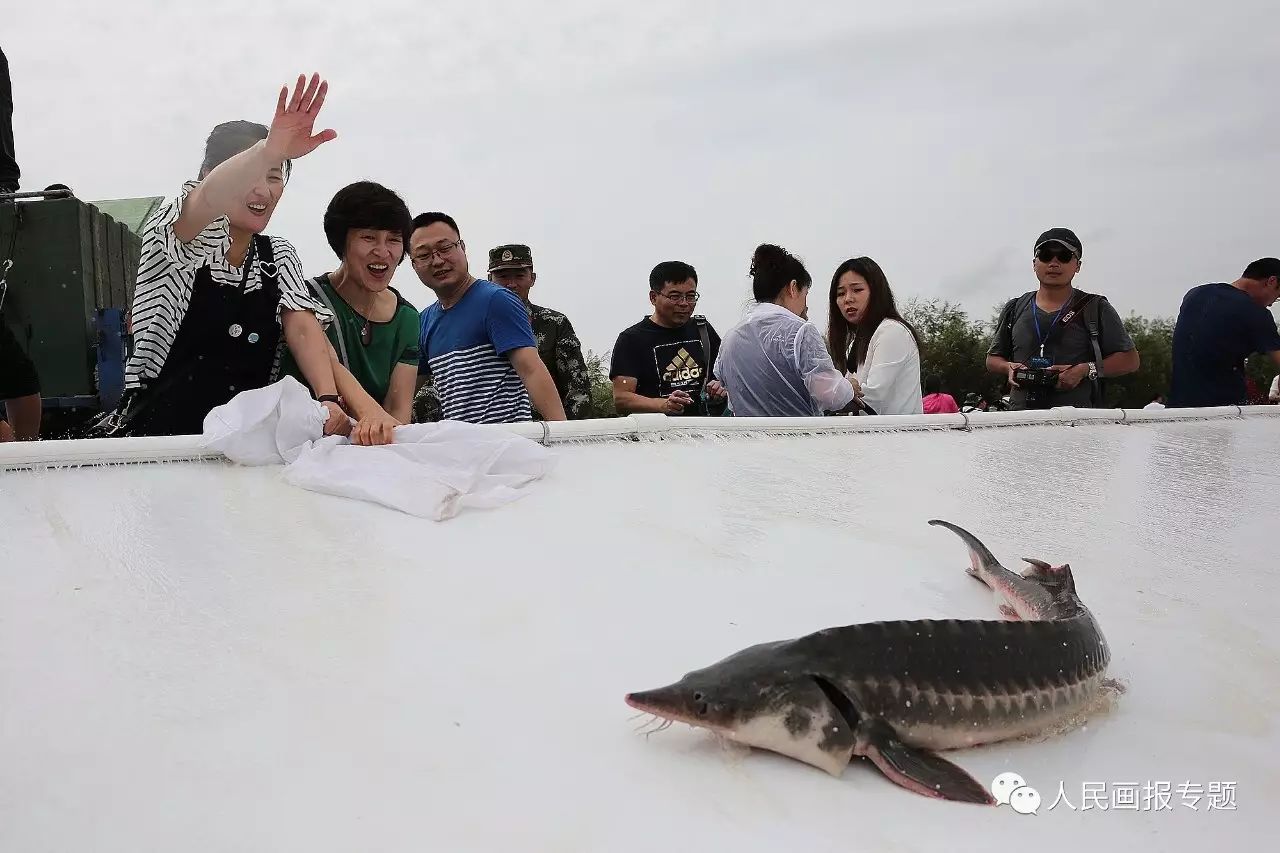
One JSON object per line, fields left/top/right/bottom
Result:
{"left": 1036, "top": 247, "right": 1077, "bottom": 264}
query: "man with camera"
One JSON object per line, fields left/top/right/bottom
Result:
{"left": 986, "top": 228, "right": 1139, "bottom": 410}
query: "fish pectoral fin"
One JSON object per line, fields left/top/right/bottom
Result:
{"left": 854, "top": 719, "right": 995, "bottom": 805}
{"left": 1019, "top": 558, "right": 1079, "bottom": 595}
{"left": 1020, "top": 557, "right": 1053, "bottom": 576}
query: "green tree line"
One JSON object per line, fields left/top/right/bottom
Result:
{"left": 577, "top": 302, "right": 1279, "bottom": 418}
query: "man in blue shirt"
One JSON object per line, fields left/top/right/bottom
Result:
{"left": 409, "top": 212, "right": 565, "bottom": 424}
{"left": 1168, "top": 258, "right": 1280, "bottom": 407}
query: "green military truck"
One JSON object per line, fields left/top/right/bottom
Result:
{"left": 1, "top": 187, "right": 160, "bottom": 437}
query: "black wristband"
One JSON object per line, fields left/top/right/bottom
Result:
{"left": 318, "top": 394, "right": 340, "bottom": 404}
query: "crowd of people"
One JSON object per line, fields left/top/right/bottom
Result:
{"left": 3, "top": 70, "right": 1280, "bottom": 445}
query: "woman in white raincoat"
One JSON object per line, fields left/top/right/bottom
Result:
{"left": 715, "top": 244, "right": 858, "bottom": 417}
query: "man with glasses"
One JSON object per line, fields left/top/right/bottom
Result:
{"left": 609, "top": 260, "right": 728, "bottom": 416}
{"left": 408, "top": 212, "right": 565, "bottom": 424}
{"left": 986, "top": 228, "right": 1139, "bottom": 410}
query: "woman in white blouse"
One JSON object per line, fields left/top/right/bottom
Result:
{"left": 826, "top": 257, "right": 924, "bottom": 415}
{"left": 715, "top": 244, "right": 858, "bottom": 417}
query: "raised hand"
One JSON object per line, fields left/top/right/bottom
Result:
{"left": 264, "top": 73, "right": 338, "bottom": 162}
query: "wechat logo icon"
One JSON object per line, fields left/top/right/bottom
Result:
{"left": 991, "top": 772, "right": 1040, "bottom": 815}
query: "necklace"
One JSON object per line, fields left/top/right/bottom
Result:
{"left": 333, "top": 269, "right": 379, "bottom": 347}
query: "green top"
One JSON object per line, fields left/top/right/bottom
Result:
{"left": 280, "top": 274, "right": 420, "bottom": 405}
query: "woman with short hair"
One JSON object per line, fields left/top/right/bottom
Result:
{"left": 279, "top": 181, "right": 420, "bottom": 424}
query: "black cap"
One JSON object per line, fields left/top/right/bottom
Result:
{"left": 488, "top": 244, "right": 533, "bottom": 272}
{"left": 1034, "top": 228, "right": 1082, "bottom": 258}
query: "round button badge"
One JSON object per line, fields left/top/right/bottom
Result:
{"left": 247, "top": 332, "right": 260, "bottom": 344}
{"left": 228, "top": 323, "right": 243, "bottom": 338}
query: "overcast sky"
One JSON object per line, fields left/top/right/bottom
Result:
{"left": 7, "top": 0, "right": 1278, "bottom": 355}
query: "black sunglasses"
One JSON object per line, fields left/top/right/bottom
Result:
{"left": 1036, "top": 247, "right": 1077, "bottom": 264}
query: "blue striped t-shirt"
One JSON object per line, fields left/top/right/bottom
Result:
{"left": 418, "top": 279, "right": 537, "bottom": 423}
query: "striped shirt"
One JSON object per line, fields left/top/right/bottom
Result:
{"left": 124, "top": 181, "right": 331, "bottom": 390}
{"left": 418, "top": 280, "right": 536, "bottom": 424}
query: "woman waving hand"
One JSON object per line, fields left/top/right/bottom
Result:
{"left": 98, "top": 74, "right": 397, "bottom": 444}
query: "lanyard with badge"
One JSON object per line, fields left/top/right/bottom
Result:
{"left": 1030, "top": 287, "right": 1072, "bottom": 368}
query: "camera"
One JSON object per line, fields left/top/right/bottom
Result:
{"left": 1014, "top": 357, "right": 1060, "bottom": 409}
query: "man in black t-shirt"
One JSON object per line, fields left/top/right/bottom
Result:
{"left": 609, "top": 260, "right": 728, "bottom": 416}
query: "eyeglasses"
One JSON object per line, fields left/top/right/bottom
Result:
{"left": 1036, "top": 247, "right": 1077, "bottom": 264}
{"left": 411, "top": 240, "right": 462, "bottom": 265}
{"left": 658, "top": 291, "right": 699, "bottom": 304}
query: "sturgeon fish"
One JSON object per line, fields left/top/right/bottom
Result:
{"left": 624, "top": 520, "right": 1111, "bottom": 804}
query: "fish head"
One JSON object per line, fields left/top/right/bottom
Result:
{"left": 626, "top": 641, "right": 858, "bottom": 775}
{"left": 627, "top": 641, "right": 801, "bottom": 728}
{"left": 624, "top": 678, "right": 739, "bottom": 732}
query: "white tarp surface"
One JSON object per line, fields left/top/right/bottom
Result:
{"left": 1, "top": 416, "right": 1275, "bottom": 850}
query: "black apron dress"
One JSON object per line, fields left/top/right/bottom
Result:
{"left": 103, "top": 234, "right": 283, "bottom": 437}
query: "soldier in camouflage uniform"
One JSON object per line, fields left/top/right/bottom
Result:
{"left": 411, "top": 367, "right": 442, "bottom": 423}
{"left": 484, "top": 244, "right": 591, "bottom": 420}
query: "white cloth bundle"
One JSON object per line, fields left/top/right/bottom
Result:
{"left": 200, "top": 377, "right": 555, "bottom": 520}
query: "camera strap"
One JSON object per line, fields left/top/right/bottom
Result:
{"left": 1059, "top": 291, "right": 1100, "bottom": 330}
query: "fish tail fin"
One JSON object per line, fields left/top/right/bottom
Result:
{"left": 927, "top": 519, "right": 1003, "bottom": 580}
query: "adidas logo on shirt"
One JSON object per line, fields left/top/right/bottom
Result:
{"left": 662, "top": 347, "right": 703, "bottom": 383}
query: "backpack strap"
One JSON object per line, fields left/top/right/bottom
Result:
{"left": 1060, "top": 290, "right": 1106, "bottom": 405}
{"left": 254, "top": 234, "right": 278, "bottom": 292}
{"left": 995, "top": 292, "right": 1036, "bottom": 352}
{"left": 307, "top": 275, "right": 350, "bottom": 369}
{"left": 1081, "top": 297, "right": 1106, "bottom": 405}
{"left": 693, "top": 314, "right": 715, "bottom": 416}
{"left": 694, "top": 314, "right": 711, "bottom": 397}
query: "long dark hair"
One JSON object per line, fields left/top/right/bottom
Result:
{"left": 826, "top": 256, "right": 920, "bottom": 373}
{"left": 749, "top": 243, "right": 811, "bottom": 302}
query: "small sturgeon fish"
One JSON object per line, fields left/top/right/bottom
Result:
{"left": 625, "top": 520, "right": 1111, "bottom": 804}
